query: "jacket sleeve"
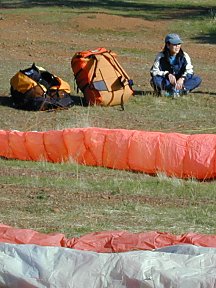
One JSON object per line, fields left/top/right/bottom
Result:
{"left": 182, "top": 52, "right": 194, "bottom": 77}
{"left": 150, "top": 52, "right": 169, "bottom": 77}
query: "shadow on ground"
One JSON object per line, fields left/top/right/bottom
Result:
{"left": 1, "top": 90, "right": 216, "bottom": 110}
{"left": 193, "top": 29, "right": 216, "bottom": 44}
{"left": 134, "top": 90, "right": 216, "bottom": 97}
{"left": 0, "top": 0, "right": 214, "bottom": 20}
{"left": 134, "top": 90, "right": 154, "bottom": 96}
{"left": 70, "top": 95, "right": 87, "bottom": 106}
{"left": 0, "top": 94, "right": 87, "bottom": 110}
{"left": 0, "top": 96, "right": 13, "bottom": 107}
{"left": 1, "top": 1, "right": 216, "bottom": 44}
{"left": 193, "top": 90, "right": 216, "bottom": 96}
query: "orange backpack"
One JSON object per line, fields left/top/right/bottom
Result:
{"left": 71, "top": 48, "right": 134, "bottom": 108}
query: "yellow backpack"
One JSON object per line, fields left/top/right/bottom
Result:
{"left": 10, "top": 63, "right": 73, "bottom": 111}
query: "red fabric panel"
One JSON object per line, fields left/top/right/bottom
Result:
{"left": 103, "top": 129, "right": 134, "bottom": 170}
{"left": 0, "top": 225, "right": 215, "bottom": 252}
{"left": 0, "top": 130, "right": 15, "bottom": 159}
{"left": 43, "top": 130, "right": 68, "bottom": 162}
{"left": 128, "top": 131, "right": 162, "bottom": 173}
{"left": 0, "top": 127, "right": 216, "bottom": 179}
{"left": 0, "top": 225, "right": 67, "bottom": 247}
{"left": 63, "top": 128, "right": 87, "bottom": 164}
{"left": 25, "top": 131, "right": 49, "bottom": 161}
{"left": 183, "top": 134, "right": 216, "bottom": 179}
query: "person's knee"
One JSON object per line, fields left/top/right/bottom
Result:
{"left": 193, "top": 75, "right": 202, "bottom": 88}
{"left": 185, "top": 74, "right": 202, "bottom": 91}
{"left": 151, "top": 76, "right": 163, "bottom": 88}
{"left": 196, "top": 75, "right": 202, "bottom": 86}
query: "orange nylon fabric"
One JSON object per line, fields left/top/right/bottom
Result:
{"left": 0, "top": 224, "right": 215, "bottom": 252}
{"left": 71, "top": 48, "right": 133, "bottom": 106}
{"left": 0, "top": 127, "right": 216, "bottom": 179}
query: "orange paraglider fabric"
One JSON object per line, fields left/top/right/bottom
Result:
{"left": 0, "top": 127, "right": 216, "bottom": 179}
{"left": 0, "top": 224, "right": 215, "bottom": 252}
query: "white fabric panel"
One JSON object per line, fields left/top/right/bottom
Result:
{"left": 0, "top": 243, "right": 215, "bottom": 288}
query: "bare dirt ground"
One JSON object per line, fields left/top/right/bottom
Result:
{"left": 1, "top": 11, "right": 215, "bottom": 92}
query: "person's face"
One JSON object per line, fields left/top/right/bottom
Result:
{"left": 167, "top": 43, "right": 181, "bottom": 55}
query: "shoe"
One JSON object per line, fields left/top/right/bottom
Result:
{"left": 181, "top": 88, "right": 189, "bottom": 95}
{"left": 161, "top": 90, "right": 173, "bottom": 97}
{"left": 173, "top": 91, "right": 180, "bottom": 98}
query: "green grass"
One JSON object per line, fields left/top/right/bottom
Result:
{"left": 0, "top": 1, "right": 216, "bottom": 238}
{"left": 0, "top": 158, "right": 216, "bottom": 237}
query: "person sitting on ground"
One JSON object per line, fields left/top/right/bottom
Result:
{"left": 150, "top": 33, "right": 202, "bottom": 97}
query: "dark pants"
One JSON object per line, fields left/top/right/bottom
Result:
{"left": 151, "top": 74, "right": 202, "bottom": 93}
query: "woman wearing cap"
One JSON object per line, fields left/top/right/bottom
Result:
{"left": 150, "top": 33, "right": 202, "bottom": 97}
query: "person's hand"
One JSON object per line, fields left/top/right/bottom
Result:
{"left": 168, "top": 74, "right": 176, "bottom": 86}
{"left": 176, "top": 77, "right": 184, "bottom": 90}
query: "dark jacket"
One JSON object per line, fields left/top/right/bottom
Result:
{"left": 150, "top": 49, "right": 193, "bottom": 79}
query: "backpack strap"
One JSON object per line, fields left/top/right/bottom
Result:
{"left": 82, "top": 55, "right": 99, "bottom": 92}
{"left": 103, "top": 52, "right": 131, "bottom": 83}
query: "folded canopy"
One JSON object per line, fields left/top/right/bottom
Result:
{"left": 0, "top": 224, "right": 216, "bottom": 251}
{"left": 1, "top": 243, "right": 216, "bottom": 288}
{"left": 0, "top": 127, "right": 216, "bottom": 179}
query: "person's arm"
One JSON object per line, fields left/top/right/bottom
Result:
{"left": 150, "top": 52, "right": 170, "bottom": 77}
{"left": 182, "top": 52, "right": 194, "bottom": 78}
{"left": 176, "top": 52, "right": 194, "bottom": 90}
